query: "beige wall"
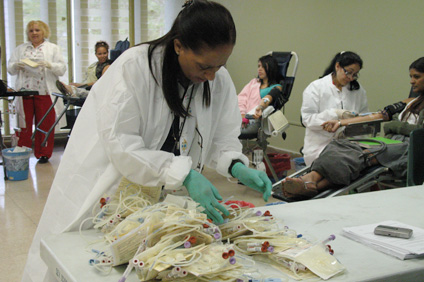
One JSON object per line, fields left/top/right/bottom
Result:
{"left": 217, "top": 0, "right": 423, "bottom": 153}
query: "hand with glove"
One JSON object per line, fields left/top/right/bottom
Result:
{"left": 231, "top": 162, "right": 272, "bottom": 202}
{"left": 38, "top": 61, "right": 52, "bottom": 69}
{"left": 183, "top": 169, "right": 229, "bottom": 224}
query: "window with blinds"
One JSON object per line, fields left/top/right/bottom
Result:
{"left": 75, "top": 0, "right": 164, "bottom": 83}
{"left": 2, "top": 0, "right": 165, "bottom": 135}
{"left": 5, "top": 0, "right": 164, "bottom": 85}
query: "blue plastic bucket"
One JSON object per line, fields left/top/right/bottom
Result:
{"left": 293, "top": 157, "right": 306, "bottom": 171}
{"left": 2, "top": 147, "right": 32, "bottom": 181}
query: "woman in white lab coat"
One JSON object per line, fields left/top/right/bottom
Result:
{"left": 8, "top": 20, "right": 66, "bottom": 163}
{"left": 22, "top": 1, "right": 272, "bottom": 281}
{"left": 282, "top": 56, "right": 424, "bottom": 200}
{"left": 301, "top": 51, "right": 368, "bottom": 165}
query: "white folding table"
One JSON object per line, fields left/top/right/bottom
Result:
{"left": 41, "top": 185, "right": 424, "bottom": 282}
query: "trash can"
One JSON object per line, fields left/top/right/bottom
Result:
{"left": 264, "top": 153, "right": 291, "bottom": 179}
{"left": 2, "top": 147, "right": 32, "bottom": 181}
{"left": 293, "top": 157, "right": 306, "bottom": 171}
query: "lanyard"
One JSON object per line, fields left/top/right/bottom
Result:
{"left": 172, "top": 84, "right": 195, "bottom": 155}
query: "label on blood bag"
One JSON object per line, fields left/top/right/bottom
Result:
{"left": 110, "top": 224, "right": 148, "bottom": 265}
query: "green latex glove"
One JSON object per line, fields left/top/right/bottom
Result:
{"left": 183, "top": 169, "right": 229, "bottom": 224}
{"left": 231, "top": 162, "right": 272, "bottom": 202}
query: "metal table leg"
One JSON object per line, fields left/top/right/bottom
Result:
{"left": 31, "top": 95, "right": 71, "bottom": 147}
{"left": 0, "top": 110, "right": 8, "bottom": 180}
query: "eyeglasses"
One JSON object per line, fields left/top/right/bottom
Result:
{"left": 342, "top": 67, "right": 360, "bottom": 79}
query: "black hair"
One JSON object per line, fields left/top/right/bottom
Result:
{"left": 144, "top": 0, "right": 236, "bottom": 118}
{"left": 409, "top": 57, "right": 424, "bottom": 73}
{"left": 321, "top": 51, "right": 363, "bottom": 91}
{"left": 402, "top": 57, "right": 424, "bottom": 121}
{"left": 95, "top": 41, "right": 109, "bottom": 52}
{"left": 258, "top": 55, "right": 281, "bottom": 86}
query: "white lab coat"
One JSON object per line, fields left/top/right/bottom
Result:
{"left": 8, "top": 41, "right": 67, "bottom": 128}
{"left": 22, "top": 44, "right": 248, "bottom": 282}
{"left": 301, "top": 74, "right": 368, "bottom": 165}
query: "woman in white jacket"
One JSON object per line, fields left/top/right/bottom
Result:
{"left": 8, "top": 20, "right": 66, "bottom": 163}
{"left": 301, "top": 51, "right": 368, "bottom": 166}
{"left": 69, "top": 40, "right": 112, "bottom": 89}
{"left": 22, "top": 1, "right": 271, "bottom": 281}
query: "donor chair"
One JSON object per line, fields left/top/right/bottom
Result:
{"left": 407, "top": 128, "right": 424, "bottom": 186}
{"left": 239, "top": 51, "right": 299, "bottom": 184}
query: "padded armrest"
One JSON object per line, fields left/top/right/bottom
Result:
{"left": 347, "top": 119, "right": 384, "bottom": 126}
{"left": 262, "top": 106, "right": 275, "bottom": 118}
{"left": 343, "top": 119, "right": 383, "bottom": 137}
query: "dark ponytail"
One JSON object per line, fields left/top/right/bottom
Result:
{"left": 321, "top": 51, "right": 363, "bottom": 91}
{"left": 144, "top": 0, "right": 236, "bottom": 118}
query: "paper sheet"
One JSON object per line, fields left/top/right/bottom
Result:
{"left": 342, "top": 220, "right": 424, "bottom": 260}
{"left": 264, "top": 110, "right": 289, "bottom": 136}
{"left": 21, "top": 58, "right": 39, "bottom": 68}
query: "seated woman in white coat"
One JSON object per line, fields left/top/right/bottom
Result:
{"left": 55, "top": 41, "right": 112, "bottom": 98}
{"left": 282, "top": 57, "right": 424, "bottom": 200}
{"left": 301, "top": 51, "right": 368, "bottom": 166}
{"left": 70, "top": 40, "right": 112, "bottom": 89}
{"left": 21, "top": 1, "right": 272, "bottom": 281}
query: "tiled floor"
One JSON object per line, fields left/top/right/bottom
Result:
{"left": 0, "top": 139, "right": 292, "bottom": 281}
{"left": 0, "top": 139, "right": 65, "bottom": 282}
